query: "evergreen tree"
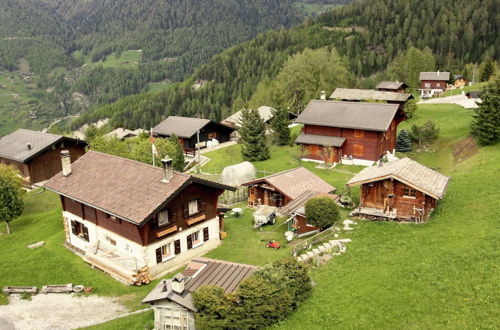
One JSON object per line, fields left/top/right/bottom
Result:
{"left": 168, "top": 134, "right": 186, "bottom": 171}
{"left": 396, "top": 130, "right": 412, "bottom": 152}
{"left": 470, "top": 76, "right": 500, "bottom": 145}
{"left": 479, "top": 60, "right": 497, "bottom": 82}
{"left": 239, "top": 109, "right": 270, "bottom": 161}
{"left": 270, "top": 107, "right": 291, "bottom": 146}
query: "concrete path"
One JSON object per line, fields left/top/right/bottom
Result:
{"left": 418, "top": 94, "right": 481, "bottom": 108}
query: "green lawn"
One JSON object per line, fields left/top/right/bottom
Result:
{"left": 2, "top": 103, "right": 498, "bottom": 328}
{"left": 442, "top": 82, "right": 488, "bottom": 97}
{"left": 84, "top": 50, "right": 143, "bottom": 70}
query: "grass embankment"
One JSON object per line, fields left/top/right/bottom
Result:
{"left": 442, "top": 82, "right": 488, "bottom": 97}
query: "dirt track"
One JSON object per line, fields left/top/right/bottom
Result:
{"left": 0, "top": 294, "right": 127, "bottom": 330}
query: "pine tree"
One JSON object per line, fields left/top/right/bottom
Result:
{"left": 470, "top": 76, "right": 500, "bottom": 145}
{"left": 168, "top": 134, "right": 186, "bottom": 171}
{"left": 270, "top": 107, "right": 291, "bottom": 146}
{"left": 239, "top": 109, "right": 270, "bottom": 161}
{"left": 396, "top": 130, "right": 412, "bottom": 152}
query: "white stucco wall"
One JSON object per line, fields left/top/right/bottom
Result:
{"left": 63, "top": 211, "right": 221, "bottom": 279}
{"left": 152, "top": 300, "right": 195, "bottom": 330}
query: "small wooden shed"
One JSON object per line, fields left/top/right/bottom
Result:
{"left": 347, "top": 158, "right": 450, "bottom": 222}
{"left": 242, "top": 167, "right": 335, "bottom": 208}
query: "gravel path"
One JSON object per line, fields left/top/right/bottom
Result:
{"left": 418, "top": 94, "right": 481, "bottom": 108}
{"left": 0, "top": 294, "right": 128, "bottom": 330}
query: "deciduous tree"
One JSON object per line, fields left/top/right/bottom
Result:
{"left": 0, "top": 165, "right": 25, "bottom": 234}
{"left": 305, "top": 196, "right": 340, "bottom": 229}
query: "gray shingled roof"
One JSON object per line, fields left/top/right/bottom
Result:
{"left": 295, "top": 100, "right": 399, "bottom": 132}
{"left": 142, "top": 258, "right": 256, "bottom": 311}
{"left": 0, "top": 129, "right": 69, "bottom": 163}
{"left": 295, "top": 133, "right": 345, "bottom": 147}
{"left": 419, "top": 72, "right": 450, "bottom": 81}
{"left": 44, "top": 151, "right": 234, "bottom": 225}
{"left": 153, "top": 116, "right": 211, "bottom": 138}
{"left": 375, "top": 81, "right": 407, "bottom": 90}
{"left": 330, "top": 88, "right": 413, "bottom": 102}
{"left": 346, "top": 157, "right": 450, "bottom": 200}
{"left": 222, "top": 106, "right": 275, "bottom": 128}
{"left": 242, "top": 167, "right": 335, "bottom": 199}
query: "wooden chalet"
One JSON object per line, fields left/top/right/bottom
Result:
{"left": 329, "top": 88, "right": 413, "bottom": 123}
{"left": 279, "top": 191, "right": 338, "bottom": 237}
{"left": 0, "top": 129, "right": 86, "bottom": 186}
{"left": 419, "top": 71, "right": 450, "bottom": 97}
{"left": 221, "top": 106, "right": 274, "bottom": 129}
{"left": 347, "top": 158, "right": 450, "bottom": 222}
{"left": 44, "top": 151, "right": 234, "bottom": 284}
{"left": 375, "top": 81, "right": 408, "bottom": 93}
{"left": 153, "top": 116, "right": 235, "bottom": 156}
{"left": 143, "top": 257, "right": 256, "bottom": 330}
{"left": 294, "top": 100, "right": 400, "bottom": 165}
{"left": 242, "top": 167, "right": 335, "bottom": 208}
{"left": 453, "top": 74, "right": 467, "bottom": 88}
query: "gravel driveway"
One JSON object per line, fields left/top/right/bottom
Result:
{"left": 418, "top": 94, "right": 481, "bottom": 108}
{"left": 0, "top": 294, "right": 127, "bottom": 330}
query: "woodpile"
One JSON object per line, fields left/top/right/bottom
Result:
{"left": 133, "top": 266, "right": 152, "bottom": 286}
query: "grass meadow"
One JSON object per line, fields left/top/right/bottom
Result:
{"left": 0, "top": 103, "right": 498, "bottom": 328}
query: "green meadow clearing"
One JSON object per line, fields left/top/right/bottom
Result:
{"left": 0, "top": 103, "right": 498, "bottom": 329}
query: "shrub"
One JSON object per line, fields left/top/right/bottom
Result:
{"left": 409, "top": 120, "right": 439, "bottom": 147}
{"left": 396, "top": 130, "right": 412, "bottom": 152}
{"left": 193, "top": 258, "right": 312, "bottom": 330}
{"left": 305, "top": 196, "right": 340, "bottom": 229}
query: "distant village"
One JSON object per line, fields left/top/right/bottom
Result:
{"left": 0, "top": 71, "right": 485, "bottom": 329}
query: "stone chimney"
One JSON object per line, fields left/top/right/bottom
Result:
{"left": 320, "top": 91, "right": 326, "bottom": 100}
{"left": 437, "top": 70, "right": 440, "bottom": 74}
{"left": 61, "top": 150, "right": 72, "bottom": 176}
{"left": 171, "top": 274, "right": 185, "bottom": 294}
{"left": 161, "top": 158, "right": 173, "bottom": 182}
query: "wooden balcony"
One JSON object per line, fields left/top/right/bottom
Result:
{"left": 186, "top": 213, "right": 206, "bottom": 226}
{"left": 155, "top": 225, "right": 178, "bottom": 238}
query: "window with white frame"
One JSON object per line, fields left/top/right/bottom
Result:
{"left": 188, "top": 200, "right": 199, "bottom": 216}
{"left": 425, "top": 83, "right": 431, "bottom": 88}
{"left": 191, "top": 231, "right": 201, "bottom": 245}
{"left": 161, "top": 242, "right": 174, "bottom": 261}
{"left": 436, "top": 83, "right": 441, "bottom": 87}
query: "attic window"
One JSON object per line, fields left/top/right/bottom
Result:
{"left": 403, "top": 188, "right": 417, "bottom": 198}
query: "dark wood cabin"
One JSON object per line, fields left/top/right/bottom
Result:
{"left": 375, "top": 81, "right": 408, "bottom": 93}
{"left": 242, "top": 167, "right": 335, "bottom": 208}
{"left": 153, "top": 116, "right": 235, "bottom": 156}
{"left": 466, "top": 91, "right": 481, "bottom": 99}
{"left": 419, "top": 72, "right": 450, "bottom": 97}
{"left": 295, "top": 100, "right": 400, "bottom": 164}
{"left": 0, "top": 129, "right": 86, "bottom": 185}
{"left": 347, "top": 157, "right": 450, "bottom": 222}
{"left": 45, "top": 151, "right": 234, "bottom": 283}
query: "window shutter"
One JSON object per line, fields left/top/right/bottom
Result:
{"left": 71, "top": 220, "right": 78, "bottom": 235}
{"left": 187, "top": 234, "right": 193, "bottom": 249}
{"left": 82, "top": 226, "right": 89, "bottom": 242}
{"left": 183, "top": 203, "right": 189, "bottom": 218}
{"left": 155, "top": 247, "right": 162, "bottom": 264}
{"left": 198, "top": 199, "right": 206, "bottom": 212}
{"left": 203, "top": 227, "right": 209, "bottom": 241}
{"left": 174, "top": 240, "right": 181, "bottom": 254}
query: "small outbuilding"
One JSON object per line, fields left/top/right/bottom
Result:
{"left": 153, "top": 116, "right": 235, "bottom": 156}
{"left": 347, "top": 158, "right": 450, "bottom": 222}
{"left": 0, "top": 129, "right": 86, "bottom": 185}
{"left": 142, "top": 257, "right": 256, "bottom": 330}
{"left": 242, "top": 167, "right": 335, "bottom": 208}
{"left": 375, "top": 81, "right": 408, "bottom": 93}
{"left": 104, "top": 128, "right": 146, "bottom": 140}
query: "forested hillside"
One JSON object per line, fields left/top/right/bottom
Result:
{"left": 73, "top": 0, "right": 499, "bottom": 131}
{"left": 0, "top": 0, "right": 312, "bottom": 135}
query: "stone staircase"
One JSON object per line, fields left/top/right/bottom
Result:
{"left": 296, "top": 239, "right": 351, "bottom": 263}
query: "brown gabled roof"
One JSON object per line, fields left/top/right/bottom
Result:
{"left": 346, "top": 158, "right": 450, "bottom": 200}
{"left": 295, "top": 100, "right": 399, "bottom": 132}
{"left": 330, "top": 88, "right": 413, "bottom": 102}
{"left": 242, "top": 167, "right": 335, "bottom": 200}
{"left": 142, "top": 258, "right": 256, "bottom": 311}
{"left": 375, "top": 81, "right": 408, "bottom": 90}
{"left": 0, "top": 129, "right": 85, "bottom": 163}
{"left": 44, "top": 151, "right": 234, "bottom": 225}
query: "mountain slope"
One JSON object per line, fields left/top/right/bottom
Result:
{"left": 73, "top": 0, "right": 499, "bottom": 131}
